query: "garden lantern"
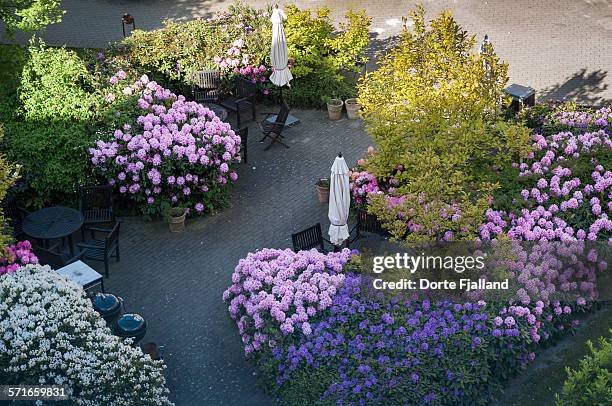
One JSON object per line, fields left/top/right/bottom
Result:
{"left": 122, "top": 13, "right": 135, "bottom": 37}
{"left": 504, "top": 83, "right": 536, "bottom": 112}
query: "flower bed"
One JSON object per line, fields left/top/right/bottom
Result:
{"left": 0, "top": 264, "right": 172, "bottom": 405}
{"left": 110, "top": 3, "right": 370, "bottom": 107}
{"left": 223, "top": 248, "right": 352, "bottom": 354}
{"left": 225, "top": 247, "right": 599, "bottom": 405}
{"left": 351, "top": 105, "right": 611, "bottom": 243}
{"left": 90, "top": 75, "right": 242, "bottom": 217}
{"left": 482, "top": 106, "right": 611, "bottom": 242}
{"left": 261, "top": 276, "right": 502, "bottom": 405}
{"left": 0, "top": 240, "right": 37, "bottom": 275}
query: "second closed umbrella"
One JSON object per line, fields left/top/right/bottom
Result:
{"left": 328, "top": 155, "right": 350, "bottom": 246}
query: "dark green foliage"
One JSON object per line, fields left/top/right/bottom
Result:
{"left": 555, "top": 331, "right": 612, "bottom": 406}
{"left": 3, "top": 121, "right": 97, "bottom": 208}
{"left": 281, "top": 72, "right": 356, "bottom": 108}
{"left": 1, "top": 42, "right": 102, "bottom": 209}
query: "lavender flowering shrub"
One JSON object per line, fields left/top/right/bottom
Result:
{"left": 256, "top": 275, "right": 510, "bottom": 405}
{"left": 484, "top": 107, "right": 611, "bottom": 242}
{"left": 225, "top": 249, "right": 594, "bottom": 405}
{"left": 90, "top": 75, "right": 242, "bottom": 216}
{"left": 225, "top": 105, "right": 610, "bottom": 404}
{"left": 223, "top": 248, "right": 352, "bottom": 355}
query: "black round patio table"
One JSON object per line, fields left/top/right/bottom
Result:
{"left": 22, "top": 206, "right": 83, "bottom": 255}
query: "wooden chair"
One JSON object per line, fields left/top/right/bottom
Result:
{"left": 235, "top": 127, "right": 248, "bottom": 164}
{"left": 77, "top": 222, "right": 120, "bottom": 278}
{"left": 33, "top": 242, "right": 84, "bottom": 270}
{"left": 349, "top": 208, "right": 386, "bottom": 243}
{"left": 191, "top": 70, "right": 222, "bottom": 103}
{"left": 220, "top": 77, "right": 256, "bottom": 129}
{"left": 259, "top": 100, "right": 290, "bottom": 151}
{"left": 1, "top": 197, "right": 29, "bottom": 238}
{"left": 79, "top": 185, "right": 114, "bottom": 239}
{"left": 292, "top": 223, "right": 332, "bottom": 253}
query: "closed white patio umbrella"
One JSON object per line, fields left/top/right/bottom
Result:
{"left": 328, "top": 154, "right": 350, "bottom": 246}
{"left": 266, "top": 5, "right": 300, "bottom": 128}
{"left": 269, "top": 5, "right": 293, "bottom": 88}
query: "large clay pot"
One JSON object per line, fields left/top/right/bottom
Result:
{"left": 345, "top": 98, "right": 361, "bottom": 119}
{"left": 168, "top": 208, "right": 186, "bottom": 233}
{"left": 326, "top": 99, "right": 344, "bottom": 120}
{"left": 316, "top": 184, "right": 330, "bottom": 203}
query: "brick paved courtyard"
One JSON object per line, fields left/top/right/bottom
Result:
{"left": 2, "top": 1, "right": 611, "bottom": 404}
{"left": 2, "top": 0, "right": 611, "bottom": 104}
{"left": 97, "top": 108, "right": 371, "bottom": 405}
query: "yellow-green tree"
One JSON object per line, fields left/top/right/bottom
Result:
{"left": 0, "top": 124, "right": 20, "bottom": 251}
{"left": 358, "top": 6, "right": 532, "bottom": 241}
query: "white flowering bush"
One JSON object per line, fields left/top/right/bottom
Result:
{"left": 0, "top": 264, "right": 173, "bottom": 405}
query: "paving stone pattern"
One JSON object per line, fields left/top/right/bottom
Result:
{"left": 2, "top": 1, "right": 611, "bottom": 403}
{"left": 2, "top": 0, "right": 611, "bottom": 104}
{"left": 100, "top": 109, "right": 371, "bottom": 405}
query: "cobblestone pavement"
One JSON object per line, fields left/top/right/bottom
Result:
{"left": 2, "top": 0, "right": 611, "bottom": 104}
{"left": 96, "top": 108, "right": 371, "bottom": 405}
{"left": 3, "top": 1, "right": 611, "bottom": 404}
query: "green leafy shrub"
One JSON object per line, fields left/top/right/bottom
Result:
{"left": 282, "top": 6, "right": 370, "bottom": 107}
{"left": 0, "top": 45, "right": 28, "bottom": 121}
{"left": 555, "top": 330, "right": 612, "bottom": 406}
{"left": 3, "top": 121, "right": 96, "bottom": 208}
{"left": 18, "top": 40, "right": 101, "bottom": 121}
{"left": 283, "top": 70, "right": 356, "bottom": 107}
{"left": 1, "top": 42, "right": 101, "bottom": 208}
{"left": 0, "top": 0, "right": 64, "bottom": 35}
{"left": 356, "top": 6, "right": 530, "bottom": 241}
{"left": 120, "top": 2, "right": 271, "bottom": 82}
{"left": 113, "top": 2, "right": 370, "bottom": 107}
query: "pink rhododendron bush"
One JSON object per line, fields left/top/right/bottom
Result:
{"left": 90, "top": 75, "right": 241, "bottom": 216}
{"left": 223, "top": 248, "right": 352, "bottom": 354}
{"left": 0, "top": 240, "right": 37, "bottom": 275}
{"left": 468, "top": 239, "right": 607, "bottom": 345}
{"left": 0, "top": 264, "right": 173, "bottom": 405}
{"left": 481, "top": 123, "right": 611, "bottom": 242}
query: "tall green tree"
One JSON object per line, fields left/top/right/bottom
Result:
{"left": 1, "top": 0, "right": 63, "bottom": 35}
{"left": 358, "top": 6, "right": 531, "bottom": 241}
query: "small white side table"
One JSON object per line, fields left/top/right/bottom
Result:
{"left": 56, "top": 260, "right": 104, "bottom": 293}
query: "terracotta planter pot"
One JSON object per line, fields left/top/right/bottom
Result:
{"left": 168, "top": 210, "right": 186, "bottom": 233}
{"left": 345, "top": 98, "right": 361, "bottom": 119}
{"left": 326, "top": 99, "right": 343, "bottom": 120}
{"left": 316, "top": 185, "right": 330, "bottom": 203}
